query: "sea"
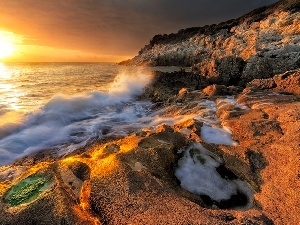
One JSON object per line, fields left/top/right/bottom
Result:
{"left": 0, "top": 62, "right": 183, "bottom": 166}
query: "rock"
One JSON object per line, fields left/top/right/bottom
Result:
{"left": 1, "top": 1, "right": 300, "bottom": 224}
{"left": 227, "top": 85, "right": 244, "bottom": 95}
{"left": 248, "top": 69, "right": 300, "bottom": 95}
{"left": 4, "top": 173, "right": 53, "bottom": 206}
{"left": 247, "top": 78, "right": 276, "bottom": 89}
{"left": 66, "top": 160, "right": 90, "bottom": 181}
{"left": 178, "top": 87, "right": 189, "bottom": 97}
{"left": 216, "top": 102, "right": 239, "bottom": 119}
{"left": 221, "top": 91, "right": 300, "bottom": 224}
{"left": 273, "top": 70, "right": 300, "bottom": 95}
{"left": 241, "top": 57, "right": 274, "bottom": 84}
{"left": 203, "top": 84, "right": 228, "bottom": 97}
{"left": 0, "top": 167, "right": 95, "bottom": 225}
{"left": 143, "top": 71, "right": 208, "bottom": 105}
{"left": 196, "top": 56, "right": 246, "bottom": 85}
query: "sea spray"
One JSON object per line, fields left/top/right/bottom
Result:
{"left": 108, "top": 69, "right": 153, "bottom": 96}
{"left": 0, "top": 70, "right": 154, "bottom": 166}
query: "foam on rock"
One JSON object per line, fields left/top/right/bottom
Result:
{"left": 175, "top": 143, "right": 253, "bottom": 208}
{"left": 201, "top": 125, "right": 238, "bottom": 146}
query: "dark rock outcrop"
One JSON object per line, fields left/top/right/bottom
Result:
{"left": 195, "top": 56, "right": 246, "bottom": 85}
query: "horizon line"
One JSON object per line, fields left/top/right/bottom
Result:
{"left": 0, "top": 61, "right": 119, "bottom": 64}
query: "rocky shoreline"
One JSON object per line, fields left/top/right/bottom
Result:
{"left": 0, "top": 0, "right": 299, "bottom": 224}
{"left": 0, "top": 68, "right": 299, "bottom": 224}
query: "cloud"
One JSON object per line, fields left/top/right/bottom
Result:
{"left": 0, "top": 0, "right": 278, "bottom": 58}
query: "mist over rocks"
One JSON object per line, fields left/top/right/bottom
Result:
{"left": 120, "top": 0, "right": 300, "bottom": 85}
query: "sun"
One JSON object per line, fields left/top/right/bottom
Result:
{"left": 0, "top": 34, "right": 15, "bottom": 59}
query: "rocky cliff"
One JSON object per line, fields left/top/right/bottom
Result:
{"left": 120, "top": 0, "right": 300, "bottom": 85}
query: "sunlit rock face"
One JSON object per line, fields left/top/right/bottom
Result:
{"left": 121, "top": 0, "right": 300, "bottom": 85}
{"left": 248, "top": 69, "right": 300, "bottom": 95}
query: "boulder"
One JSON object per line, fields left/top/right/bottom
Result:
{"left": 196, "top": 56, "right": 246, "bottom": 85}
{"left": 273, "top": 70, "right": 300, "bottom": 95}
{"left": 248, "top": 69, "right": 300, "bottom": 95}
{"left": 203, "top": 84, "right": 228, "bottom": 97}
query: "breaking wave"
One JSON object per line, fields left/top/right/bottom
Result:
{"left": 0, "top": 71, "right": 153, "bottom": 165}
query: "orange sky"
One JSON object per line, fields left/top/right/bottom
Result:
{"left": 0, "top": 0, "right": 278, "bottom": 62}
{"left": 0, "top": 30, "right": 130, "bottom": 62}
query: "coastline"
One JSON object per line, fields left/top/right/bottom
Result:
{"left": 0, "top": 0, "right": 299, "bottom": 223}
{"left": 0, "top": 69, "right": 299, "bottom": 224}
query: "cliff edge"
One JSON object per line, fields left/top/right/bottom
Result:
{"left": 120, "top": 0, "right": 300, "bottom": 85}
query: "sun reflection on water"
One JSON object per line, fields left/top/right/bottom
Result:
{"left": 0, "top": 63, "right": 24, "bottom": 111}
{"left": 0, "top": 63, "right": 11, "bottom": 79}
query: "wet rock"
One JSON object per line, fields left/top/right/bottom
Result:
{"left": 1, "top": 2, "right": 300, "bottom": 220}
{"left": 227, "top": 85, "right": 244, "bottom": 95}
{"left": 0, "top": 168, "right": 92, "bottom": 225}
{"left": 175, "top": 143, "right": 253, "bottom": 209}
{"left": 0, "top": 88, "right": 299, "bottom": 224}
{"left": 203, "top": 84, "right": 228, "bottom": 97}
{"left": 143, "top": 71, "right": 208, "bottom": 105}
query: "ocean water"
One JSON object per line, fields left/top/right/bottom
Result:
{"left": 0, "top": 62, "right": 133, "bottom": 113}
{"left": 0, "top": 62, "right": 184, "bottom": 165}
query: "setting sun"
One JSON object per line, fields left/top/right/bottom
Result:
{"left": 0, "top": 34, "right": 14, "bottom": 59}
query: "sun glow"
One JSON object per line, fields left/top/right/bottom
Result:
{"left": 0, "top": 34, "right": 15, "bottom": 59}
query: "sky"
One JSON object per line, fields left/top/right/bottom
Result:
{"left": 0, "top": 0, "right": 278, "bottom": 62}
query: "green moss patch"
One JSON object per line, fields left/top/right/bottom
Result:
{"left": 4, "top": 174, "right": 53, "bottom": 206}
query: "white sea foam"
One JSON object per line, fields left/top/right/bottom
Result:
{"left": 0, "top": 71, "right": 153, "bottom": 166}
{"left": 201, "top": 124, "right": 238, "bottom": 146}
{"left": 196, "top": 97, "right": 247, "bottom": 146}
{"left": 149, "top": 114, "right": 198, "bottom": 127}
{"left": 217, "top": 96, "right": 249, "bottom": 110}
{"left": 175, "top": 143, "right": 253, "bottom": 203}
{"left": 148, "top": 98, "right": 238, "bottom": 146}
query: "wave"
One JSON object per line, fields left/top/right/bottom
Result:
{"left": 0, "top": 70, "right": 153, "bottom": 166}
